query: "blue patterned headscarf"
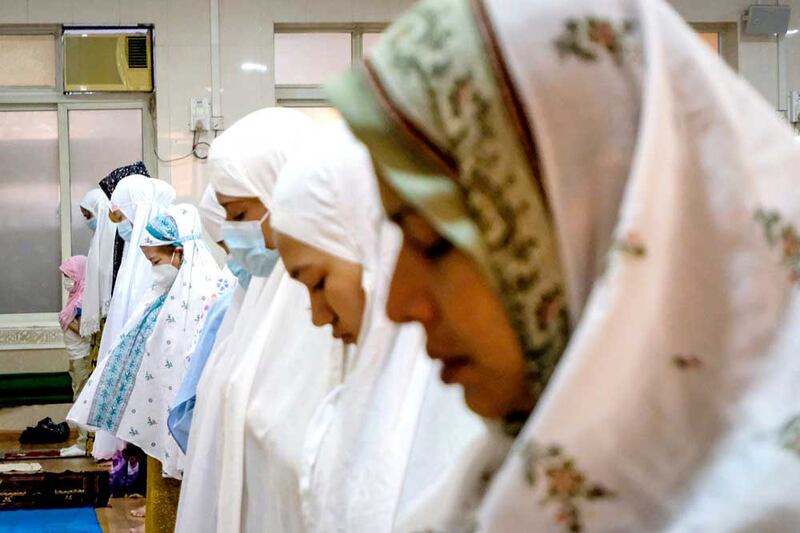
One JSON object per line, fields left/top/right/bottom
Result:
{"left": 142, "top": 213, "right": 180, "bottom": 247}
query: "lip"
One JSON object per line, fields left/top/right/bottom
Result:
{"left": 426, "top": 345, "right": 473, "bottom": 385}
{"left": 332, "top": 327, "right": 353, "bottom": 344}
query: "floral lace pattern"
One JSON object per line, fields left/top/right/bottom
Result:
{"left": 372, "top": 0, "right": 570, "bottom": 423}
{"left": 754, "top": 208, "right": 800, "bottom": 285}
{"left": 521, "top": 442, "right": 616, "bottom": 533}
{"left": 671, "top": 353, "right": 704, "bottom": 370}
{"left": 780, "top": 415, "right": 800, "bottom": 456}
{"left": 87, "top": 293, "right": 167, "bottom": 432}
{"left": 555, "top": 16, "right": 636, "bottom": 65}
{"left": 613, "top": 231, "right": 647, "bottom": 258}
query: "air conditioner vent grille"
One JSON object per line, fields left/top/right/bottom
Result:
{"left": 127, "top": 35, "right": 148, "bottom": 68}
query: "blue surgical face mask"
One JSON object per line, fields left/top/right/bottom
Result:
{"left": 221, "top": 214, "right": 280, "bottom": 278}
{"left": 86, "top": 217, "right": 97, "bottom": 232}
{"left": 226, "top": 256, "right": 252, "bottom": 290}
{"left": 118, "top": 219, "right": 133, "bottom": 242}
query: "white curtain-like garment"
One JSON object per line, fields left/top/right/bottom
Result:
{"left": 174, "top": 282, "right": 246, "bottom": 533}
{"left": 101, "top": 175, "right": 176, "bottom": 352}
{"left": 174, "top": 184, "right": 243, "bottom": 523}
{"left": 472, "top": 0, "right": 800, "bottom": 531}
{"left": 90, "top": 175, "right": 175, "bottom": 460}
{"left": 238, "top": 269, "right": 344, "bottom": 533}
{"left": 177, "top": 107, "right": 323, "bottom": 533}
{"left": 271, "top": 122, "right": 483, "bottom": 532}
{"left": 78, "top": 188, "right": 117, "bottom": 337}
{"left": 198, "top": 185, "right": 226, "bottom": 243}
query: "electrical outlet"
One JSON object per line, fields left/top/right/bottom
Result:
{"left": 190, "top": 97, "right": 211, "bottom": 131}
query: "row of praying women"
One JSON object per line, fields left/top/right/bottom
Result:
{"left": 64, "top": 0, "right": 800, "bottom": 530}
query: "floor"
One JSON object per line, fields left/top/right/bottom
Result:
{"left": 0, "top": 432, "right": 145, "bottom": 532}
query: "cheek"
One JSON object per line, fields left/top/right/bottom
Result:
{"left": 325, "top": 275, "right": 364, "bottom": 328}
{"left": 386, "top": 244, "right": 438, "bottom": 324}
{"left": 439, "top": 258, "right": 527, "bottom": 416}
{"left": 261, "top": 218, "right": 276, "bottom": 248}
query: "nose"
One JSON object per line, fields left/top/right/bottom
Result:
{"left": 308, "top": 292, "right": 334, "bottom": 328}
{"left": 386, "top": 244, "right": 436, "bottom": 325}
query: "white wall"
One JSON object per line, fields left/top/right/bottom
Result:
{"left": 668, "top": 0, "right": 800, "bottom": 114}
{"left": 0, "top": 0, "right": 415, "bottom": 204}
{"left": 1, "top": 0, "right": 797, "bottom": 202}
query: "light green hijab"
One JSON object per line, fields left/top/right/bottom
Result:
{"left": 327, "top": 0, "right": 572, "bottom": 422}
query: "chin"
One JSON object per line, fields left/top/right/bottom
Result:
{"left": 463, "top": 387, "right": 509, "bottom": 420}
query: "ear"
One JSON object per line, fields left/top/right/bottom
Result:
{"left": 174, "top": 246, "right": 185, "bottom": 265}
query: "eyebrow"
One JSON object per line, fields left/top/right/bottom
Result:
{"left": 289, "top": 265, "right": 310, "bottom": 280}
{"left": 388, "top": 206, "right": 416, "bottom": 226}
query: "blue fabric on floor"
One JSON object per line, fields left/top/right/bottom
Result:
{"left": 0, "top": 507, "right": 101, "bottom": 532}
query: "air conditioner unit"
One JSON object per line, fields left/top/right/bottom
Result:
{"left": 63, "top": 27, "right": 153, "bottom": 93}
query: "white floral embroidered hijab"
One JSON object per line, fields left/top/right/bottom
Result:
{"left": 329, "top": 0, "right": 800, "bottom": 530}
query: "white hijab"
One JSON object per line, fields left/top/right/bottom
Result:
{"left": 175, "top": 107, "right": 327, "bottom": 533}
{"left": 270, "top": 122, "right": 482, "bottom": 532}
{"left": 79, "top": 188, "right": 117, "bottom": 337}
{"left": 133, "top": 203, "right": 224, "bottom": 478}
{"left": 89, "top": 175, "right": 175, "bottom": 460}
{"left": 175, "top": 221, "right": 247, "bottom": 533}
{"left": 198, "top": 185, "right": 226, "bottom": 243}
{"left": 468, "top": 0, "right": 800, "bottom": 530}
{"left": 100, "top": 175, "right": 176, "bottom": 359}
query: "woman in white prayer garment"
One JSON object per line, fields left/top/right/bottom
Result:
{"left": 270, "top": 121, "right": 482, "bottom": 533}
{"left": 327, "top": 0, "right": 800, "bottom": 529}
{"left": 176, "top": 107, "right": 344, "bottom": 533}
{"left": 90, "top": 175, "right": 175, "bottom": 460}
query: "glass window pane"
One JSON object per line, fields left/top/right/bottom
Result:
{"left": 288, "top": 106, "right": 342, "bottom": 124}
{"left": 69, "top": 109, "right": 143, "bottom": 256}
{"left": 0, "top": 111, "right": 61, "bottom": 313}
{"left": 0, "top": 35, "right": 56, "bottom": 88}
{"left": 274, "top": 33, "right": 352, "bottom": 85}
{"left": 698, "top": 32, "right": 720, "bottom": 55}
{"left": 362, "top": 32, "right": 382, "bottom": 56}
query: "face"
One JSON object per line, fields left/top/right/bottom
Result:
{"left": 379, "top": 181, "right": 533, "bottom": 419}
{"left": 108, "top": 209, "right": 126, "bottom": 223}
{"left": 80, "top": 207, "right": 93, "bottom": 221}
{"left": 277, "top": 232, "right": 365, "bottom": 344}
{"left": 141, "top": 245, "right": 183, "bottom": 267}
{"left": 216, "top": 192, "right": 275, "bottom": 249}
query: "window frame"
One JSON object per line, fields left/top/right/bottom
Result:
{"left": 0, "top": 25, "right": 157, "bottom": 350}
{"left": 274, "top": 23, "right": 387, "bottom": 108}
{"left": 0, "top": 24, "right": 61, "bottom": 93}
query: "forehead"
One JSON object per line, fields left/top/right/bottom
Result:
{"left": 276, "top": 231, "right": 326, "bottom": 268}
{"left": 377, "top": 177, "right": 404, "bottom": 217}
{"left": 140, "top": 245, "right": 173, "bottom": 258}
{"left": 215, "top": 192, "right": 260, "bottom": 207}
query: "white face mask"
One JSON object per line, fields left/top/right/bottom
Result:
{"left": 151, "top": 263, "right": 179, "bottom": 293}
{"left": 63, "top": 277, "right": 75, "bottom": 292}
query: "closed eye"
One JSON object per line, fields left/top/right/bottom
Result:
{"left": 421, "top": 237, "right": 454, "bottom": 260}
{"left": 312, "top": 277, "right": 326, "bottom": 292}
